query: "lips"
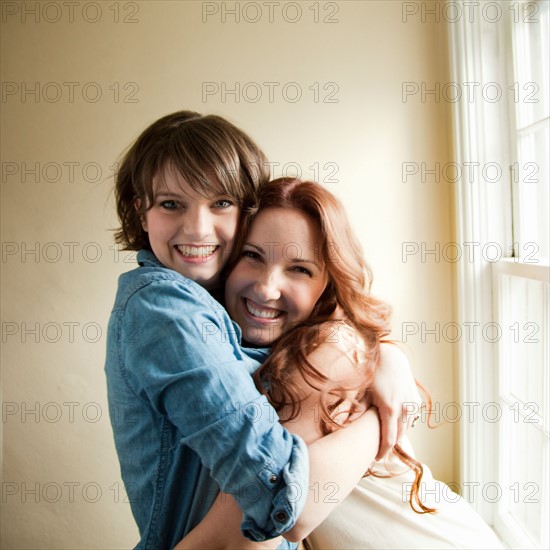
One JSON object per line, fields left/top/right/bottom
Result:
{"left": 244, "top": 298, "right": 284, "bottom": 320}
{"left": 175, "top": 244, "right": 218, "bottom": 258}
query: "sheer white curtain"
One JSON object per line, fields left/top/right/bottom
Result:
{"left": 449, "top": 1, "right": 549, "bottom": 548}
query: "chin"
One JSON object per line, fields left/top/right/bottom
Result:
{"left": 251, "top": 331, "right": 282, "bottom": 347}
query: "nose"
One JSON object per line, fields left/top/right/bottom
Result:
{"left": 253, "top": 269, "right": 282, "bottom": 302}
{"left": 183, "top": 205, "right": 213, "bottom": 241}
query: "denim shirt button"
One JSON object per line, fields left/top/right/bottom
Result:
{"left": 275, "top": 510, "right": 287, "bottom": 523}
{"left": 269, "top": 474, "right": 278, "bottom": 483}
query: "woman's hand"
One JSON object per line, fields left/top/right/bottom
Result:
{"left": 370, "top": 344, "right": 422, "bottom": 460}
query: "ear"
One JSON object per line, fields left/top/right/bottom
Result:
{"left": 134, "top": 198, "right": 147, "bottom": 232}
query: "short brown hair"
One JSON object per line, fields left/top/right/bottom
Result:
{"left": 114, "top": 110, "right": 269, "bottom": 251}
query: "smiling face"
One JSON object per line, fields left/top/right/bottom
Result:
{"left": 225, "top": 207, "right": 328, "bottom": 345}
{"left": 141, "top": 167, "right": 239, "bottom": 288}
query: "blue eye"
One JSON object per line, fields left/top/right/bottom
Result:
{"left": 159, "top": 200, "right": 180, "bottom": 210}
{"left": 213, "top": 199, "right": 234, "bottom": 209}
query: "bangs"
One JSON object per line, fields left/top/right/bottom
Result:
{"left": 156, "top": 161, "right": 230, "bottom": 200}
{"left": 160, "top": 125, "right": 248, "bottom": 202}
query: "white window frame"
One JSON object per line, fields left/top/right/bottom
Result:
{"left": 449, "top": 1, "right": 549, "bottom": 548}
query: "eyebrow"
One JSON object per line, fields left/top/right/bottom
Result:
{"left": 154, "top": 191, "right": 231, "bottom": 200}
{"left": 245, "top": 242, "right": 323, "bottom": 270}
{"left": 154, "top": 192, "right": 182, "bottom": 199}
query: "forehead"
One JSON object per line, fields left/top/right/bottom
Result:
{"left": 153, "top": 164, "right": 224, "bottom": 198}
{"left": 250, "top": 207, "right": 323, "bottom": 256}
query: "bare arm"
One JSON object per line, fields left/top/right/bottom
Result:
{"left": 174, "top": 493, "right": 282, "bottom": 550}
{"left": 370, "top": 344, "right": 422, "bottom": 460}
{"left": 284, "top": 407, "right": 380, "bottom": 541}
{"left": 174, "top": 408, "right": 380, "bottom": 549}
{"left": 175, "top": 339, "right": 414, "bottom": 547}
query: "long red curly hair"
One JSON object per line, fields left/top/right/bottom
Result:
{"left": 244, "top": 177, "right": 435, "bottom": 514}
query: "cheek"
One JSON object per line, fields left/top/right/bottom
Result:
{"left": 292, "top": 282, "right": 326, "bottom": 318}
{"left": 233, "top": 263, "right": 254, "bottom": 289}
{"left": 291, "top": 289, "right": 315, "bottom": 318}
{"left": 219, "top": 215, "right": 239, "bottom": 244}
{"left": 225, "top": 263, "right": 247, "bottom": 301}
{"left": 145, "top": 213, "right": 169, "bottom": 237}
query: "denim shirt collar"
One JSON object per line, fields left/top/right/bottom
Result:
{"left": 137, "top": 248, "right": 163, "bottom": 268}
{"left": 134, "top": 249, "right": 269, "bottom": 355}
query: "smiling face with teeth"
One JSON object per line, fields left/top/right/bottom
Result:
{"left": 141, "top": 168, "right": 239, "bottom": 289}
{"left": 225, "top": 207, "right": 328, "bottom": 345}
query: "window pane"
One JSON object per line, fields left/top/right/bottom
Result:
{"left": 499, "top": 413, "right": 546, "bottom": 546}
{"left": 517, "top": 124, "right": 550, "bottom": 261}
{"left": 512, "top": 1, "right": 550, "bottom": 262}
{"left": 498, "top": 273, "right": 549, "bottom": 548}
{"left": 499, "top": 275, "right": 547, "bottom": 408}
{"left": 513, "top": 1, "right": 549, "bottom": 129}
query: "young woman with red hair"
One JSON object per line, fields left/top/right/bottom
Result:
{"left": 176, "top": 178, "right": 503, "bottom": 549}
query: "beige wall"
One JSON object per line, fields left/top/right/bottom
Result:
{"left": 1, "top": 1, "right": 454, "bottom": 548}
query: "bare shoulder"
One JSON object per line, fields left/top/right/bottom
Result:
{"left": 379, "top": 342, "right": 410, "bottom": 365}
{"left": 305, "top": 321, "right": 367, "bottom": 386}
{"left": 281, "top": 321, "right": 368, "bottom": 442}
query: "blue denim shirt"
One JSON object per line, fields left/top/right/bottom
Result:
{"left": 105, "top": 250, "right": 307, "bottom": 549}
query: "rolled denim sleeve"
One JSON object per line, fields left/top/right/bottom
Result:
{"left": 117, "top": 278, "right": 308, "bottom": 540}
